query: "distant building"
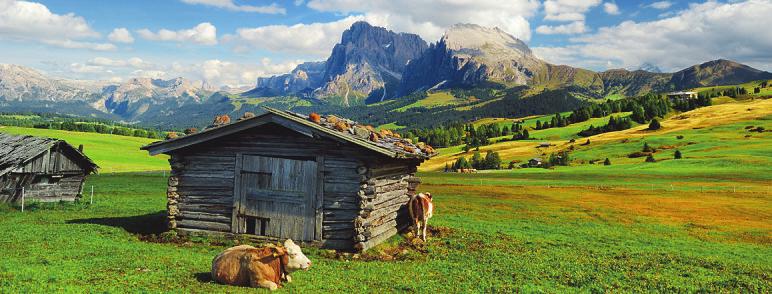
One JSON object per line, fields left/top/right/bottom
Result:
{"left": 0, "top": 134, "right": 98, "bottom": 203}
{"left": 537, "top": 142, "right": 551, "bottom": 148}
{"left": 666, "top": 91, "right": 698, "bottom": 102}
{"left": 528, "top": 158, "right": 543, "bottom": 167}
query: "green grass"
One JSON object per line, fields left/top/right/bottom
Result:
{"left": 0, "top": 100, "right": 770, "bottom": 292}
{"left": 0, "top": 126, "right": 168, "bottom": 172}
{"left": 376, "top": 122, "right": 405, "bottom": 131}
{"left": 394, "top": 91, "right": 469, "bottom": 112}
{"left": 0, "top": 168, "right": 768, "bottom": 292}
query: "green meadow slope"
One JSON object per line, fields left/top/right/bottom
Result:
{"left": 0, "top": 126, "right": 168, "bottom": 172}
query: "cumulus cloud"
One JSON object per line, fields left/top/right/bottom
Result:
{"left": 87, "top": 57, "right": 153, "bottom": 69}
{"left": 180, "top": 0, "right": 285, "bottom": 14}
{"left": 137, "top": 22, "right": 217, "bottom": 45}
{"left": 603, "top": 2, "right": 620, "bottom": 15}
{"left": 543, "top": 0, "right": 602, "bottom": 22}
{"left": 0, "top": 0, "right": 115, "bottom": 50}
{"left": 648, "top": 1, "right": 673, "bottom": 10}
{"left": 60, "top": 56, "right": 301, "bottom": 87}
{"left": 305, "top": 0, "right": 540, "bottom": 42}
{"left": 224, "top": 15, "right": 368, "bottom": 57}
{"left": 536, "top": 21, "right": 587, "bottom": 34}
{"left": 532, "top": 0, "right": 772, "bottom": 72}
{"left": 176, "top": 59, "right": 301, "bottom": 87}
{"left": 108, "top": 28, "right": 134, "bottom": 43}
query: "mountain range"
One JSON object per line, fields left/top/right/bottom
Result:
{"left": 1, "top": 22, "right": 770, "bottom": 129}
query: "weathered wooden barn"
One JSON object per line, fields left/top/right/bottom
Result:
{"left": 0, "top": 133, "right": 98, "bottom": 203}
{"left": 141, "top": 107, "right": 435, "bottom": 251}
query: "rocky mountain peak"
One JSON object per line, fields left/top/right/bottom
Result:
{"left": 442, "top": 23, "right": 532, "bottom": 56}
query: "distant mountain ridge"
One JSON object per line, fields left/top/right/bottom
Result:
{"left": 254, "top": 22, "right": 772, "bottom": 102}
{"left": 1, "top": 22, "right": 771, "bottom": 128}
{"left": 254, "top": 21, "right": 427, "bottom": 105}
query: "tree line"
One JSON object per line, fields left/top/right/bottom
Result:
{"left": 0, "top": 112, "right": 162, "bottom": 139}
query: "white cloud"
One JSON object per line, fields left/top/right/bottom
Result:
{"left": 306, "top": 0, "right": 540, "bottom": 42}
{"left": 87, "top": 57, "right": 153, "bottom": 69}
{"left": 108, "top": 28, "right": 134, "bottom": 43}
{"left": 603, "top": 2, "right": 620, "bottom": 15}
{"left": 177, "top": 59, "right": 301, "bottom": 87}
{"left": 543, "top": 0, "right": 602, "bottom": 22}
{"left": 224, "top": 15, "right": 368, "bottom": 57}
{"left": 648, "top": 1, "right": 673, "bottom": 10}
{"left": 536, "top": 21, "right": 587, "bottom": 34}
{"left": 180, "top": 0, "right": 285, "bottom": 14}
{"left": 137, "top": 22, "right": 217, "bottom": 45}
{"left": 532, "top": 0, "right": 772, "bottom": 72}
{"left": 0, "top": 0, "right": 115, "bottom": 51}
{"left": 60, "top": 56, "right": 301, "bottom": 88}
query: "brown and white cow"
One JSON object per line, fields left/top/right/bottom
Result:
{"left": 211, "top": 239, "right": 311, "bottom": 291}
{"left": 408, "top": 192, "right": 434, "bottom": 241}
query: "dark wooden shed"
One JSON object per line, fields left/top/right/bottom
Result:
{"left": 141, "top": 108, "right": 434, "bottom": 251}
{"left": 0, "top": 133, "right": 98, "bottom": 203}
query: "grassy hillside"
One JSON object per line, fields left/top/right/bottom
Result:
{"left": 423, "top": 98, "right": 772, "bottom": 171}
{"left": 0, "top": 126, "right": 168, "bottom": 172}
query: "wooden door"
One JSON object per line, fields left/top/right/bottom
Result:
{"left": 234, "top": 155, "right": 318, "bottom": 241}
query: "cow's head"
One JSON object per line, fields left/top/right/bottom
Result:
{"left": 283, "top": 239, "right": 312, "bottom": 272}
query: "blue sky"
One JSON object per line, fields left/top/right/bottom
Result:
{"left": 1, "top": 0, "right": 769, "bottom": 87}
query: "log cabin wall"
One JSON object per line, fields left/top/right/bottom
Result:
{"left": 0, "top": 142, "right": 91, "bottom": 203}
{"left": 353, "top": 159, "right": 421, "bottom": 251}
{"left": 165, "top": 123, "right": 411, "bottom": 250}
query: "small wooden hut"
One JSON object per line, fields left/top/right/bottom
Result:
{"left": 0, "top": 133, "right": 98, "bottom": 203}
{"left": 141, "top": 107, "right": 435, "bottom": 251}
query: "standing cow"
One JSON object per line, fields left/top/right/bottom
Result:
{"left": 211, "top": 239, "right": 311, "bottom": 291}
{"left": 408, "top": 192, "right": 434, "bottom": 241}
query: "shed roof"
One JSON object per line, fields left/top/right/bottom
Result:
{"left": 0, "top": 133, "right": 98, "bottom": 176}
{"left": 141, "top": 107, "right": 436, "bottom": 159}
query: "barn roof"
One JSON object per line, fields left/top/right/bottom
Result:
{"left": 141, "top": 107, "right": 436, "bottom": 159}
{"left": 0, "top": 133, "right": 98, "bottom": 176}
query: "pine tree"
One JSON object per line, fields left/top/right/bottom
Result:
{"left": 648, "top": 118, "right": 661, "bottom": 130}
{"left": 642, "top": 142, "right": 654, "bottom": 153}
{"left": 603, "top": 158, "right": 611, "bottom": 165}
{"left": 522, "top": 129, "right": 530, "bottom": 139}
{"left": 674, "top": 150, "right": 682, "bottom": 159}
{"left": 536, "top": 120, "right": 542, "bottom": 130}
{"left": 645, "top": 154, "right": 656, "bottom": 163}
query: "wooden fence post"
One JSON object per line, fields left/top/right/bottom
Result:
{"left": 20, "top": 187, "right": 25, "bottom": 212}
{"left": 90, "top": 185, "right": 94, "bottom": 205}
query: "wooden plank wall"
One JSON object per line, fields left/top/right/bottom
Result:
{"left": 166, "top": 124, "right": 420, "bottom": 250}
{"left": 353, "top": 161, "right": 419, "bottom": 251}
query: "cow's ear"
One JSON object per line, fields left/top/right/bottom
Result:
{"left": 426, "top": 192, "right": 432, "bottom": 199}
{"left": 272, "top": 246, "right": 286, "bottom": 257}
{"left": 284, "top": 239, "right": 295, "bottom": 248}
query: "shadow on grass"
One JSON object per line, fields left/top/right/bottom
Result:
{"left": 194, "top": 272, "right": 213, "bottom": 283}
{"left": 66, "top": 211, "right": 167, "bottom": 235}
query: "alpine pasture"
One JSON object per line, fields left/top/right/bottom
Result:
{"left": 1, "top": 99, "right": 771, "bottom": 292}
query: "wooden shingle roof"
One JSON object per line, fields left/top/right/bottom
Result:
{"left": 0, "top": 133, "right": 98, "bottom": 176}
{"left": 141, "top": 107, "right": 436, "bottom": 159}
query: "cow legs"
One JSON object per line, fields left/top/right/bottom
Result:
{"left": 251, "top": 278, "right": 278, "bottom": 291}
{"left": 413, "top": 218, "right": 422, "bottom": 239}
{"left": 421, "top": 218, "right": 428, "bottom": 242}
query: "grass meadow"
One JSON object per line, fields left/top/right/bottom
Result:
{"left": 0, "top": 99, "right": 770, "bottom": 292}
{"left": 0, "top": 170, "right": 769, "bottom": 292}
{"left": 0, "top": 126, "right": 168, "bottom": 172}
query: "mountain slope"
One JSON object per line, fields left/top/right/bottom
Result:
{"left": 254, "top": 21, "right": 427, "bottom": 105}
{"left": 669, "top": 59, "right": 772, "bottom": 89}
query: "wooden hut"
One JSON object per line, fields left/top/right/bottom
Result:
{"left": 0, "top": 133, "right": 98, "bottom": 203}
{"left": 141, "top": 107, "right": 435, "bottom": 251}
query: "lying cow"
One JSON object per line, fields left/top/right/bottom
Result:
{"left": 211, "top": 239, "right": 311, "bottom": 291}
{"left": 408, "top": 192, "right": 434, "bottom": 241}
